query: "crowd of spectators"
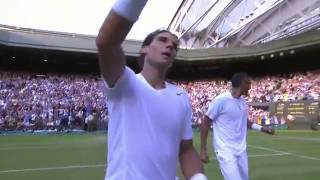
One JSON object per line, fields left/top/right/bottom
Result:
{"left": 177, "top": 71, "right": 319, "bottom": 124}
{"left": 0, "top": 70, "right": 319, "bottom": 131}
{"left": 0, "top": 72, "right": 108, "bottom": 131}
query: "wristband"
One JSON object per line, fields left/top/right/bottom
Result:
{"left": 190, "top": 173, "right": 208, "bottom": 180}
{"left": 112, "top": 0, "right": 148, "bottom": 22}
{"left": 251, "top": 123, "right": 262, "bottom": 131}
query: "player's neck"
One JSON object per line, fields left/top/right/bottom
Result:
{"left": 141, "top": 65, "right": 167, "bottom": 89}
{"left": 231, "top": 89, "right": 242, "bottom": 99}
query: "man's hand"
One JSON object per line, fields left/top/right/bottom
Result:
{"left": 261, "top": 126, "right": 275, "bottom": 135}
{"left": 200, "top": 150, "right": 209, "bottom": 163}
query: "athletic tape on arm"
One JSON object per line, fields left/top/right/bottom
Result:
{"left": 251, "top": 123, "right": 262, "bottom": 131}
{"left": 190, "top": 173, "right": 208, "bottom": 180}
{"left": 112, "top": 0, "right": 148, "bottom": 22}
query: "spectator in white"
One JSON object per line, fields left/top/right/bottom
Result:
{"left": 96, "top": 0, "right": 206, "bottom": 179}
{"left": 0, "top": 116, "right": 4, "bottom": 130}
{"left": 199, "top": 72, "right": 274, "bottom": 180}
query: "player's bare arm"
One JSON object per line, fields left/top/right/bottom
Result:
{"left": 247, "top": 120, "right": 275, "bottom": 135}
{"left": 96, "top": 9, "right": 134, "bottom": 87}
{"left": 199, "top": 115, "right": 211, "bottom": 163}
{"left": 179, "top": 139, "right": 206, "bottom": 180}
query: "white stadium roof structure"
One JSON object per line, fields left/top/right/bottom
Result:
{"left": 169, "top": 0, "right": 320, "bottom": 49}
{"left": 0, "top": 0, "right": 320, "bottom": 66}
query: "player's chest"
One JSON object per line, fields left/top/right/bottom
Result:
{"left": 222, "top": 100, "right": 248, "bottom": 119}
{"left": 140, "top": 92, "right": 186, "bottom": 128}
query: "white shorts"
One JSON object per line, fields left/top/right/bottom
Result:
{"left": 215, "top": 150, "right": 248, "bottom": 180}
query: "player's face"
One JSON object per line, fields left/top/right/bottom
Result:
{"left": 141, "top": 32, "right": 178, "bottom": 69}
{"left": 241, "top": 78, "right": 251, "bottom": 96}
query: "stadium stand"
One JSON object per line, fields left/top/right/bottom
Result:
{"left": 0, "top": 70, "right": 319, "bottom": 131}
{"left": 0, "top": 25, "right": 319, "bottom": 131}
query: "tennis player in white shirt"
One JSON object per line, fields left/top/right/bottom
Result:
{"left": 199, "top": 72, "right": 274, "bottom": 180}
{"left": 96, "top": 0, "right": 207, "bottom": 179}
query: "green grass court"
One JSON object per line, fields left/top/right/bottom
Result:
{"left": 0, "top": 130, "right": 320, "bottom": 180}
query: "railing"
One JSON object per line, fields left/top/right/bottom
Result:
{"left": 258, "top": 13, "right": 320, "bottom": 44}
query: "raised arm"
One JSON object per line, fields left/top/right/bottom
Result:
{"left": 96, "top": 0, "right": 147, "bottom": 87}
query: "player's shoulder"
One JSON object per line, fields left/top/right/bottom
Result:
{"left": 117, "top": 66, "right": 137, "bottom": 82}
{"left": 208, "top": 91, "right": 231, "bottom": 107}
{"left": 214, "top": 91, "right": 231, "bottom": 101}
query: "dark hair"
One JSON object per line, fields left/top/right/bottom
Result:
{"left": 231, "top": 72, "right": 249, "bottom": 88}
{"left": 138, "top": 29, "right": 178, "bottom": 70}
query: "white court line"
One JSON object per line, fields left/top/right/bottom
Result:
{"left": 0, "top": 140, "right": 100, "bottom": 148}
{"left": 248, "top": 145, "right": 320, "bottom": 161}
{"left": 0, "top": 143, "right": 98, "bottom": 151}
{"left": 0, "top": 153, "right": 289, "bottom": 174}
{"left": 248, "top": 153, "right": 289, "bottom": 158}
{"left": 0, "top": 164, "right": 105, "bottom": 174}
{"left": 209, "top": 152, "right": 289, "bottom": 160}
{"left": 274, "top": 136, "right": 320, "bottom": 142}
{"left": 0, "top": 145, "right": 72, "bottom": 151}
{"left": 0, "top": 141, "right": 86, "bottom": 148}
{"left": 0, "top": 141, "right": 105, "bottom": 151}
{"left": 0, "top": 143, "right": 80, "bottom": 150}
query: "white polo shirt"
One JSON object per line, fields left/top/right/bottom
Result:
{"left": 206, "top": 92, "right": 248, "bottom": 155}
{"left": 104, "top": 67, "right": 193, "bottom": 180}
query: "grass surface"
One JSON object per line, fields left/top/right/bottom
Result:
{"left": 0, "top": 130, "right": 320, "bottom": 180}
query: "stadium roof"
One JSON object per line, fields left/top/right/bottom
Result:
{"left": 1, "top": 24, "right": 320, "bottom": 66}
{"left": 2, "top": 0, "right": 319, "bottom": 50}
{"left": 169, "top": 0, "right": 320, "bottom": 49}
